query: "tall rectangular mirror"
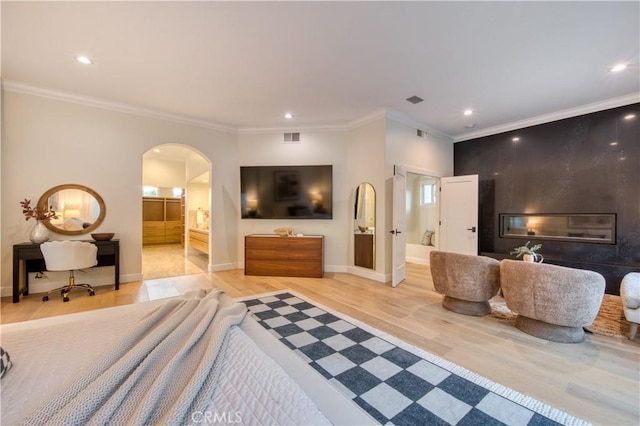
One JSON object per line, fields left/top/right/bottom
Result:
{"left": 354, "top": 183, "right": 375, "bottom": 269}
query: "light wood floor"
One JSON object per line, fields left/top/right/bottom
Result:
{"left": 1, "top": 264, "right": 638, "bottom": 425}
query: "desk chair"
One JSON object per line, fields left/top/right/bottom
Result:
{"left": 40, "top": 241, "right": 98, "bottom": 302}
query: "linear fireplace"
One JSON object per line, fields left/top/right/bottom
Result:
{"left": 499, "top": 213, "right": 616, "bottom": 244}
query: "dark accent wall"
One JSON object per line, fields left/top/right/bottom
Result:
{"left": 454, "top": 104, "right": 640, "bottom": 294}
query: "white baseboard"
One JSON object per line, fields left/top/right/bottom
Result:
{"left": 346, "top": 266, "right": 388, "bottom": 283}
{"left": 209, "top": 262, "right": 239, "bottom": 272}
{"left": 406, "top": 256, "right": 430, "bottom": 266}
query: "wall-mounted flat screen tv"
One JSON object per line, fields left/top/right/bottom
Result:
{"left": 240, "top": 165, "right": 333, "bottom": 219}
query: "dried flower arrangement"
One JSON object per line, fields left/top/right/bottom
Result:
{"left": 19, "top": 199, "right": 58, "bottom": 221}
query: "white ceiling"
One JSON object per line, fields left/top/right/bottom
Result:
{"left": 2, "top": 1, "right": 639, "bottom": 141}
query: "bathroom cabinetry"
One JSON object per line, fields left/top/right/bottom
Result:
{"left": 189, "top": 229, "right": 209, "bottom": 254}
{"left": 142, "top": 197, "right": 183, "bottom": 245}
{"left": 354, "top": 233, "right": 374, "bottom": 269}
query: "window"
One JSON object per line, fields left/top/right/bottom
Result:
{"left": 420, "top": 183, "right": 436, "bottom": 205}
{"left": 173, "top": 187, "right": 183, "bottom": 198}
{"left": 143, "top": 186, "right": 159, "bottom": 197}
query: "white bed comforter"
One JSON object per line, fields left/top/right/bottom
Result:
{"left": 1, "top": 290, "right": 330, "bottom": 426}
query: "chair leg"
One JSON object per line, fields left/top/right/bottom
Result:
{"left": 42, "top": 270, "right": 94, "bottom": 302}
{"left": 630, "top": 322, "right": 638, "bottom": 341}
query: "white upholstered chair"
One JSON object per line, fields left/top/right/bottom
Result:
{"left": 40, "top": 241, "right": 98, "bottom": 302}
{"left": 620, "top": 272, "right": 640, "bottom": 340}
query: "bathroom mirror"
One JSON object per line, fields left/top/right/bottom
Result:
{"left": 354, "top": 182, "right": 375, "bottom": 269}
{"left": 37, "top": 184, "right": 106, "bottom": 235}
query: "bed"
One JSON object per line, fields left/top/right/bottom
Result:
{"left": 0, "top": 289, "right": 374, "bottom": 425}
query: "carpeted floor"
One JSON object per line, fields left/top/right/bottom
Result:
{"left": 241, "top": 290, "right": 588, "bottom": 426}
{"left": 489, "top": 294, "right": 632, "bottom": 339}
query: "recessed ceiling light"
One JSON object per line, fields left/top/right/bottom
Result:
{"left": 512, "top": 137, "right": 520, "bottom": 142}
{"left": 624, "top": 114, "right": 636, "bottom": 120}
{"left": 153, "top": 148, "right": 160, "bottom": 153}
{"left": 76, "top": 55, "right": 93, "bottom": 65}
{"left": 284, "top": 113, "right": 293, "bottom": 119}
{"left": 463, "top": 109, "right": 473, "bottom": 116}
{"left": 611, "top": 63, "right": 627, "bottom": 73}
{"left": 610, "top": 141, "right": 618, "bottom": 146}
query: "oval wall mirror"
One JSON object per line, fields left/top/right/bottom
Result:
{"left": 37, "top": 184, "right": 106, "bottom": 235}
{"left": 354, "top": 182, "right": 375, "bottom": 269}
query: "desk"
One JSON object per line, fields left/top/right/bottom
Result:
{"left": 12, "top": 239, "right": 120, "bottom": 303}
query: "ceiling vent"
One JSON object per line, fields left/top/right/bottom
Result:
{"left": 406, "top": 95, "right": 424, "bottom": 104}
{"left": 284, "top": 132, "right": 300, "bottom": 143}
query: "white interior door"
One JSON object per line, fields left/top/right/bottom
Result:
{"left": 391, "top": 165, "right": 407, "bottom": 287}
{"left": 439, "top": 174, "right": 479, "bottom": 255}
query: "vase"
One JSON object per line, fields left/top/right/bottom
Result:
{"left": 29, "top": 220, "right": 50, "bottom": 244}
{"left": 523, "top": 253, "right": 543, "bottom": 263}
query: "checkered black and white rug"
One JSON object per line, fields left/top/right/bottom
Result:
{"left": 241, "top": 291, "right": 587, "bottom": 426}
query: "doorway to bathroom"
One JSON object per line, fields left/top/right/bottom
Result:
{"left": 142, "top": 144, "right": 211, "bottom": 280}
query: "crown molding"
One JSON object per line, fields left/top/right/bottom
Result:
{"left": 346, "top": 109, "right": 387, "bottom": 130}
{"left": 454, "top": 93, "right": 640, "bottom": 142}
{"left": 1, "top": 79, "right": 238, "bottom": 134}
{"left": 384, "top": 109, "right": 455, "bottom": 142}
{"left": 237, "top": 123, "right": 349, "bottom": 135}
{"left": 6, "top": 79, "right": 634, "bottom": 143}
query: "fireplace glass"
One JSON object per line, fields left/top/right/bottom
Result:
{"left": 499, "top": 213, "right": 616, "bottom": 244}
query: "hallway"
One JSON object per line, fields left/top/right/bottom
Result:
{"left": 141, "top": 244, "right": 208, "bottom": 280}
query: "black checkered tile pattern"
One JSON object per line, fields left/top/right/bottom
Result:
{"left": 243, "top": 293, "right": 564, "bottom": 426}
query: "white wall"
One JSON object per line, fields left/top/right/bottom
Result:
{"left": 186, "top": 151, "right": 209, "bottom": 182}
{"left": 347, "top": 117, "right": 386, "bottom": 280}
{"left": 142, "top": 158, "right": 186, "bottom": 189}
{"left": 237, "top": 131, "right": 350, "bottom": 271}
{"left": 187, "top": 182, "right": 209, "bottom": 212}
{"left": 385, "top": 119, "right": 453, "bottom": 177}
{"left": 1, "top": 90, "right": 237, "bottom": 295}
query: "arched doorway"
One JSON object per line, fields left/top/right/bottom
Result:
{"left": 141, "top": 144, "right": 211, "bottom": 280}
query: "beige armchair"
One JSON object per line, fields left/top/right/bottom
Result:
{"left": 500, "top": 260, "right": 605, "bottom": 343}
{"left": 429, "top": 251, "right": 501, "bottom": 316}
{"left": 620, "top": 272, "right": 640, "bottom": 340}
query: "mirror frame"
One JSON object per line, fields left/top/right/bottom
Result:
{"left": 37, "top": 184, "right": 106, "bottom": 236}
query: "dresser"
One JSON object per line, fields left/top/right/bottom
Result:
{"left": 244, "top": 235, "right": 324, "bottom": 278}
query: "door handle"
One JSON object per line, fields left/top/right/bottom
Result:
{"left": 467, "top": 226, "right": 476, "bottom": 233}
{"left": 390, "top": 229, "right": 402, "bottom": 235}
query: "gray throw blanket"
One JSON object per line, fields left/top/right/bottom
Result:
{"left": 23, "top": 289, "right": 247, "bottom": 426}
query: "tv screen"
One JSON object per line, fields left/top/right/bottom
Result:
{"left": 240, "top": 165, "right": 333, "bottom": 219}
